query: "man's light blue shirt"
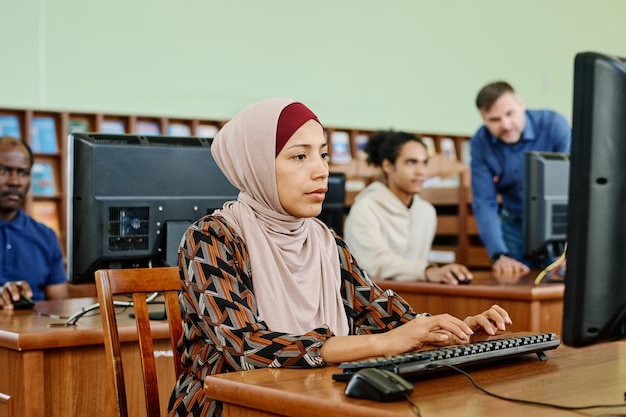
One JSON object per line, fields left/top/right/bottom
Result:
{"left": 470, "top": 109, "right": 571, "bottom": 258}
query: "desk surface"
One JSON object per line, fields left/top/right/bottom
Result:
{"left": 205, "top": 339, "right": 626, "bottom": 417}
{"left": 0, "top": 297, "right": 171, "bottom": 351}
{"left": 0, "top": 297, "right": 176, "bottom": 417}
{"left": 374, "top": 270, "right": 565, "bottom": 334}
{"left": 375, "top": 270, "right": 564, "bottom": 301}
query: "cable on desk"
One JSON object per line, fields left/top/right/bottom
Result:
{"left": 446, "top": 364, "right": 626, "bottom": 411}
{"left": 534, "top": 242, "right": 567, "bottom": 285}
{"left": 58, "top": 292, "right": 160, "bottom": 326}
{"left": 403, "top": 392, "right": 422, "bottom": 417}
{"left": 36, "top": 308, "right": 70, "bottom": 319}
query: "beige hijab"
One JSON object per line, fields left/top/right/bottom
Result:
{"left": 211, "top": 97, "right": 349, "bottom": 336}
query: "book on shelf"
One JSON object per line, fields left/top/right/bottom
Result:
{"left": 68, "top": 119, "right": 90, "bottom": 134}
{"left": 420, "top": 136, "right": 436, "bottom": 156}
{"left": 354, "top": 133, "right": 369, "bottom": 161}
{"left": 0, "top": 115, "right": 21, "bottom": 137}
{"left": 330, "top": 131, "right": 352, "bottom": 164}
{"left": 100, "top": 120, "right": 126, "bottom": 134}
{"left": 167, "top": 123, "right": 191, "bottom": 136}
{"left": 31, "top": 201, "right": 60, "bottom": 237}
{"left": 30, "top": 117, "right": 58, "bottom": 153}
{"left": 440, "top": 137, "right": 457, "bottom": 160}
{"left": 428, "top": 249, "right": 456, "bottom": 264}
{"left": 30, "top": 162, "right": 56, "bottom": 196}
{"left": 460, "top": 140, "right": 471, "bottom": 166}
{"left": 136, "top": 120, "right": 161, "bottom": 136}
{"left": 196, "top": 124, "right": 219, "bottom": 138}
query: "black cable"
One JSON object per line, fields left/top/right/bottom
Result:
{"left": 403, "top": 392, "right": 422, "bottom": 417}
{"left": 446, "top": 364, "right": 626, "bottom": 411}
{"left": 62, "top": 299, "right": 133, "bottom": 326}
{"left": 58, "top": 292, "right": 160, "bottom": 326}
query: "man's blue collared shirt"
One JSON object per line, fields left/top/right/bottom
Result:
{"left": 0, "top": 209, "right": 66, "bottom": 301}
{"left": 470, "top": 109, "right": 571, "bottom": 257}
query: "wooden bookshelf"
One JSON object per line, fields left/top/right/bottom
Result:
{"left": 0, "top": 107, "right": 485, "bottom": 268}
{"left": 0, "top": 109, "right": 67, "bottom": 254}
{"left": 422, "top": 171, "right": 490, "bottom": 269}
{"left": 325, "top": 128, "right": 488, "bottom": 268}
{"left": 0, "top": 108, "right": 227, "bottom": 257}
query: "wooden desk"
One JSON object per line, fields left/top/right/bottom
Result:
{"left": 0, "top": 297, "right": 176, "bottom": 417}
{"left": 374, "top": 271, "right": 564, "bottom": 334}
{"left": 205, "top": 340, "right": 626, "bottom": 417}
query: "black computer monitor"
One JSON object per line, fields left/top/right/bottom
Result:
{"left": 317, "top": 172, "right": 347, "bottom": 236}
{"left": 67, "top": 133, "right": 239, "bottom": 284}
{"left": 562, "top": 51, "right": 626, "bottom": 346}
{"left": 522, "top": 151, "right": 569, "bottom": 260}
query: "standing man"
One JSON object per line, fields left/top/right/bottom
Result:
{"left": 0, "top": 136, "right": 68, "bottom": 309}
{"left": 470, "top": 82, "right": 571, "bottom": 274}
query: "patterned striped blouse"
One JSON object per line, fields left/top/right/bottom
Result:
{"left": 167, "top": 215, "right": 420, "bottom": 417}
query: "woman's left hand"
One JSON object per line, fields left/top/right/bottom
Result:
{"left": 464, "top": 304, "right": 512, "bottom": 336}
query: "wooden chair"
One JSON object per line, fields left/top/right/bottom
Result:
{"left": 95, "top": 266, "right": 184, "bottom": 417}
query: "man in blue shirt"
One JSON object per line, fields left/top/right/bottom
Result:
{"left": 470, "top": 82, "right": 571, "bottom": 274}
{"left": 0, "top": 136, "right": 68, "bottom": 308}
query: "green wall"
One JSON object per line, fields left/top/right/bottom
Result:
{"left": 2, "top": 0, "right": 625, "bottom": 135}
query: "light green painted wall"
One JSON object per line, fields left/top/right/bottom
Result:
{"left": 2, "top": 0, "right": 625, "bottom": 135}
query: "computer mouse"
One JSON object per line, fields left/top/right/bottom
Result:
{"left": 344, "top": 368, "right": 414, "bottom": 402}
{"left": 453, "top": 272, "right": 471, "bottom": 285}
{"left": 13, "top": 294, "right": 35, "bottom": 310}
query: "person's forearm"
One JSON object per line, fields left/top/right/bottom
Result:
{"left": 320, "top": 333, "right": 389, "bottom": 364}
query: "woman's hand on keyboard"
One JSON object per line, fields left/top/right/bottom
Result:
{"left": 380, "top": 313, "right": 476, "bottom": 354}
{"left": 422, "top": 305, "right": 512, "bottom": 347}
{"left": 327, "top": 306, "right": 513, "bottom": 360}
{"left": 463, "top": 304, "right": 512, "bottom": 337}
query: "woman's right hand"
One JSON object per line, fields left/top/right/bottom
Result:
{"left": 381, "top": 313, "right": 475, "bottom": 356}
{"left": 321, "top": 307, "right": 512, "bottom": 364}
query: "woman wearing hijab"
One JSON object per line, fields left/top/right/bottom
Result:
{"left": 167, "top": 97, "right": 512, "bottom": 417}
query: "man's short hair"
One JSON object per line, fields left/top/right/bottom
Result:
{"left": 0, "top": 136, "right": 34, "bottom": 168}
{"left": 475, "top": 81, "right": 515, "bottom": 111}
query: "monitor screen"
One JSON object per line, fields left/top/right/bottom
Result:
{"left": 317, "top": 172, "right": 347, "bottom": 236}
{"left": 67, "top": 133, "right": 239, "bottom": 284}
{"left": 562, "top": 51, "right": 626, "bottom": 346}
{"left": 522, "top": 151, "right": 569, "bottom": 260}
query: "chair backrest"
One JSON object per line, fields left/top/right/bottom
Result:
{"left": 95, "top": 266, "right": 183, "bottom": 417}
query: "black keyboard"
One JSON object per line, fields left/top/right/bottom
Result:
{"left": 333, "top": 332, "right": 560, "bottom": 382}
